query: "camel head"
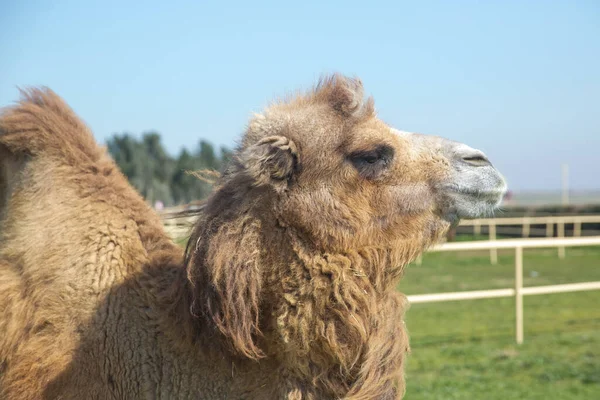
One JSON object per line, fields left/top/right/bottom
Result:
{"left": 233, "top": 74, "right": 506, "bottom": 251}
{"left": 186, "top": 74, "right": 506, "bottom": 397}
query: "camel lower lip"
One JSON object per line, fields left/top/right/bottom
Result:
{"left": 446, "top": 187, "right": 507, "bottom": 208}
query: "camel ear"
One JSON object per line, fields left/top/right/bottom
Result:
{"left": 316, "top": 74, "right": 374, "bottom": 119}
{"left": 240, "top": 136, "right": 298, "bottom": 191}
{"left": 327, "top": 76, "right": 365, "bottom": 116}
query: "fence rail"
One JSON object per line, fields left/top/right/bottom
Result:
{"left": 460, "top": 215, "right": 600, "bottom": 226}
{"left": 407, "top": 236, "right": 600, "bottom": 344}
{"left": 160, "top": 213, "right": 600, "bottom": 239}
{"left": 457, "top": 215, "right": 600, "bottom": 263}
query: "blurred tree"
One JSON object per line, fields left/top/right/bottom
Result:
{"left": 107, "top": 132, "right": 231, "bottom": 206}
{"left": 171, "top": 148, "right": 200, "bottom": 204}
{"left": 197, "top": 140, "right": 218, "bottom": 170}
{"left": 140, "top": 132, "right": 174, "bottom": 205}
{"left": 106, "top": 134, "right": 140, "bottom": 180}
{"left": 220, "top": 146, "right": 233, "bottom": 166}
{"left": 106, "top": 133, "right": 146, "bottom": 190}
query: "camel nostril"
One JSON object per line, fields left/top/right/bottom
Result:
{"left": 450, "top": 143, "right": 492, "bottom": 168}
{"left": 462, "top": 154, "right": 490, "bottom": 167}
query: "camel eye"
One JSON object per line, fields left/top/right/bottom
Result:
{"left": 348, "top": 145, "right": 394, "bottom": 179}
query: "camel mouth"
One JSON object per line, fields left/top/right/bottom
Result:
{"left": 443, "top": 172, "right": 507, "bottom": 221}
{"left": 437, "top": 140, "right": 508, "bottom": 221}
{"left": 388, "top": 131, "right": 507, "bottom": 223}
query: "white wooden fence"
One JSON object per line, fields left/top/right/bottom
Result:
{"left": 407, "top": 236, "right": 600, "bottom": 344}
{"left": 459, "top": 215, "right": 600, "bottom": 264}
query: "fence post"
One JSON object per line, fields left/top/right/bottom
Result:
{"left": 574, "top": 219, "right": 582, "bottom": 237}
{"left": 558, "top": 221, "right": 565, "bottom": 259}
{"left": 474, "top": 220, "right": 481, "bottom": 236}
{"left": 546, "top": 220, "right": 554, "bottom": 237}
{"left": 489, "top": 222, "right": 498, "bottom": 265}
{"left": 515, "top": 246, "right": 524, "bottom": 345}
{"left": 522, "top": 218, "right": 530, "bottom": 238}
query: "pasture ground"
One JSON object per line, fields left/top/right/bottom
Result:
{"left": 400, "top": 243, "right": 600, "bottom": 399}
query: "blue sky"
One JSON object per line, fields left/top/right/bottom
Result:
{"left": 1, "top": 0, "right": 598, "bottom": 191}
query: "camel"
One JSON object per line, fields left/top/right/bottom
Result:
{"left": 0, "top": 75, "right": 506, "bottom": 399}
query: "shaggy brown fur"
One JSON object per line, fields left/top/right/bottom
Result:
{"left": 1, "top": 76, "right": 468, "bottom": 399}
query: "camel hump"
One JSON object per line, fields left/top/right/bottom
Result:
{"left": 0, "top": 87, "right": 104, "bottom": 166}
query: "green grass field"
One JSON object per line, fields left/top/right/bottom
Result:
{"left": 400, "top": 244, "right": 600, "bottom": 399}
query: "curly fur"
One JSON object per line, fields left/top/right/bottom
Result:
{"left": 185, "top": 181, "right": 443, "bottom": 399}
{"left": 1, "top": 76, "right": 460, "bottom": 399}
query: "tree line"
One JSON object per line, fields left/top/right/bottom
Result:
{"left": 107, "top": 132, "right": 232, "bottom": 207}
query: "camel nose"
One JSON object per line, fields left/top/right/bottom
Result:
{"left": 454, "top": 144, "right": 491, "bottom": 167}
